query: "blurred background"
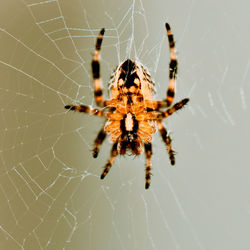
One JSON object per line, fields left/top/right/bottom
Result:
{"left": 0, "top": 0, "right": 250, "bottom": 249}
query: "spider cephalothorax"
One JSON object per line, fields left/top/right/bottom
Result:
{"left": 65, "top": 23, "right": 189, "bottom": 189}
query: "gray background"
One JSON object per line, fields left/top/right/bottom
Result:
{"left": 0, "top": 0, "right": 250, "bottom": 249}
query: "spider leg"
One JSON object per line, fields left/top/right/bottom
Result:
{"left": 92, "top": 28, "right": 105, "bottom": 107}
{"left": 165, "top": 23, "right": 177, "bottom": 107}
{"left": 65, "top": 104, "right": 104, "bottom": 117}
{"left": 145, "top": 100, "right": 168, "bottom": 110}
{"left": 100, "top": 142, "right": 118, "bottom": 179}
{"left": 92, "top": 128, "right": 107, "bottom": 158}
{"left": 144, "top": 142, "right": 152, "bottom": 189}
{"left": 158, "top": 98, "right": 189, "bottom": 119}
{"left": 157, "top": 121, "right": 175, "bottom": 165}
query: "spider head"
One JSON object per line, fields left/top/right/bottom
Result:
{"left": 118, "top": 136, "right": 143, "bottom": 155}
{"left": 118, "top": 112, "right": 143, "bottom": 155}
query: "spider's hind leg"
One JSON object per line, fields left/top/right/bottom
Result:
{"left": 92, "top": 28, "right": 105, "bottom": 107}
{"left": 159, "top": 98, "right": 189, "bottom": 119}
{"left": 165, "top": 22, "right": 177, "bottom": 107}
{"left": 64, "top": 104, "right": 104, "bottom": 117}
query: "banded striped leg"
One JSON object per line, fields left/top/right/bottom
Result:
{"left": 157, "top": 121, "right": 175, "bottom": 165}
{"left": 92, "top": 28, "right": 105, "bottom": 106}
{"left": 165, "top": 23, "right": 177, "bottom": 107}
{"left": 92, "top": 128, "right": 107, "bottom": 158}
{"left": 100, "top": 142, "right": 118, "bottom": 179}
{"left": 158, "top": 98, "right": 189, "bottom": 119}
{"left": 144, "top": 143, "right": 152, "bottom": 189}
{"left": 65, "top": 104, "right": 104, "bottom": 117}
{"left": 145, "top": 100, "right": 168, "bottom": 110}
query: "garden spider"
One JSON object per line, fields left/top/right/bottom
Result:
{"left": 65, "top": 23, "right": 189, "bottom": 189}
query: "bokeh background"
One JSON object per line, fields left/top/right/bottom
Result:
{"left": 0, "top": 0, "right": 250, "bottom": 249}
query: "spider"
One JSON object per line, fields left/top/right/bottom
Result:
{"left": 65, "top": 23, "right": 189, "bottom": 189}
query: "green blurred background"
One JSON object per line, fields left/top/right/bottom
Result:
{"left": 0, "top": 0, "right": 249, "bottom": 249}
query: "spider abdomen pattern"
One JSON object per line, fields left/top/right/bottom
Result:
{"left": 65, "top": 23, "right": 189, "bottom": 189}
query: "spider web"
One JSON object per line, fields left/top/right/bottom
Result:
{"left": 0, "top": 0, "right": 250, "bottom": 249}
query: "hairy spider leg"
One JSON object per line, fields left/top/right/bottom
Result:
{"left": 100, "top": 142, "right": 118, "bottom": 179}
{"left": 165, "top": 23, "right": 177, "bottom": 107}
{"left": 144, "top": 143, "right": 153, "bottom": 189}
{"left": 64, "top": 104, "right": 104, "bottom": 117}
{"left": 93, "top": 128, "right": 107, "bottom": 158}
{"left": 144, "top": 100, "right": 169, "bottom": 110}
{"left": 92, "top": 28, "right": 105, "bottom": 106}
{"left": 159, "top": 98, "right": 189, "bottom": 119}
{"left": 157, "top": 121, "right": 175, "bottom": 165}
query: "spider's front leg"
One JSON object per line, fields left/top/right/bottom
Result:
{"left": 157, "top": 121, "right": 175, "bottom": 165}
{"left": 100, "top": 142, "right": 118, "bottom": 179}
{"left": 92, "top": 128, "right": 107, "bottom": 158}
{"left": 144, "top": 143, "right": 153, "bottom": 189}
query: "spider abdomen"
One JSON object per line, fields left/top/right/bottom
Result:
{"left": 109, "top": 59, "right": 155, "bottom": 101}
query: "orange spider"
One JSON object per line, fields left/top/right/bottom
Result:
{"left": 65, "top": 23, "right": 189, "bottom": 189}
